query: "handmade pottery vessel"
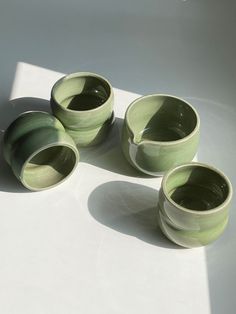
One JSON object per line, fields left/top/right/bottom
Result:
{"left": 158, "top": 162, "right": 233, "bottom": 248}
{"left": 50, "top": 71, "right": 114, "bottom": 132}
{"left": 3, "top": 111, "right": 79, "bottom": 191}
{"left": 122, "top": 94, "right": 200, "bottom": 176}
{"left": 65, "top": 111, "right": 115, "bottom": 147}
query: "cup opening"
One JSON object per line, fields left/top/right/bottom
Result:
{"left": 22, "top": 145, "right": 77, "bottom": 190}
{"left": 164, "top": 164, "right": 230, "bottom": 211}
{"left": 53, "top": 74, "right": 111, "bottom": 112}
{"left": 127, "top": 95, "right": 198, "bottom": 143}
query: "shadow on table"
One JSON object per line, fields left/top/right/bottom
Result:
{"left": 191, "top": 97, "right": 236, "bottom": 314}
{"left": 0, "top": 97, "right": 51, "bottom": 193}
{"left": 88, "top": 180, "right": 181, "bottom": 249}
{"left": 79, "top": 117, "right": 150, "bottom": 178}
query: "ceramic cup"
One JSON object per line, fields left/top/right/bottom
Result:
{"left": 65, "top": 112, "right": 115, "bottom": 147}
{"left": 122, "top": 94, "right": 200, "bottom": 176}
{"left": 50, "top": 72, "right": 114, "bottom": 146}
{"left": 158, "top": 162, "right": 233, "bottom": 248}
{"left": 3, "top": 111, "right": 79, "bottom": 191}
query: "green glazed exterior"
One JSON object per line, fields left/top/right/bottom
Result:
{"left": 66, "top": 111, "right": 115, "bottom": 147}
{"left": 50, "top": 72, "right": 114, "bottom": 130}
{"left": 158, "top": 163, "right": 233, "bottom": 248}
{"left": 122, "top": 94, "right": 200, "bottom": 176}
{"left": 3, "top": 111, "right": 79, "bottom": 191}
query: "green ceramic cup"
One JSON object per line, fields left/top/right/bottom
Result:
{"left": 50, "top": 72, "right": 114, "bottom": 130}
{"left": 3, "top": 111, "right": 79, "bottom": 191}
{"left": 158, "top": 162, "right": 233, "bottom": 248}
{"left": 65, "top": 111, "right": 115, "bottom": 147}
{"left": 122, "top": 94, "right": 200, "bottom": 176}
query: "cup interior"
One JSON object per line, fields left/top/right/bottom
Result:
{"left": 52, "top": 74, "right": 111, "bottom": 111}
{"left": 127, "top": 95, "right": 198, "bottom": 142}
{"left": 164, "top": 164, "right": 230, "bottom": 211}
{"left": 22, "top": 145, "right": 77, "bottom": 190}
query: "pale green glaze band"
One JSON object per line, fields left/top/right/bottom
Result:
{"left": 122, "top": 94, "right": 200, "bottom": 176}
{"left": 158, "top": 162, "right": 233, "bottom": 248}
{"left": 66, "top": 111, "right": 115, "bottom": 147}
{"left": 3, "top": 111, "right": 79, "bottom": 191}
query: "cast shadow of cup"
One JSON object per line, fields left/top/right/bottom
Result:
{"left": 88, "top": 180, "right": 181, "bottom": 249}
{"left": 0, "top": 97, "right": 51, "bottom": 193}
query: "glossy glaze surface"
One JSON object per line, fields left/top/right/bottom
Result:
{"left": 50, "top": 72, "right": 114, "bottom": 130}
{"left": 122, "top": 94, "right": 200, "bottom": 176}
{"left": 66, "top": 111, "right": 115, "bottom": 147}
{"left": 3, "top": 111, "right": 79, "bottom": 191}
{"left": 158, "top": 163, "right": 233, "bottom": 248}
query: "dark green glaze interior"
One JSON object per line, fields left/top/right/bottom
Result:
{"left": 53, "top": 75, "right": 111, "bottom": 111}
{"left": 127, "top": 95, "right": 198, "bottom": 142}
{"left": 165, "top": 165, "right": 229, "bottom": 211}
{"left": 23, "top": 145, "right": 77, "bottom": 190}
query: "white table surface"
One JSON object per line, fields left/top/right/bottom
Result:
{"left": 0, "top": 1, "right": 236, "bottom": 313}
{"left": 0, "top": 63, "right": 209, "bottom": 314}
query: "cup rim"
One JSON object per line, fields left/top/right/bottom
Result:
{"left": 20, "top": 141, "right": 79, "bottom": 191}
{"left": 125, "top": 93, "right": 200, "bottom": 145}
{"left": 161, "top": 162, "right": 233, "bottom": 214}
{"left": 3, "top": 111, "right": 65, "bottom": 165}
{"left": 50, "top": 71, "right": 113, "bottom": 114}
